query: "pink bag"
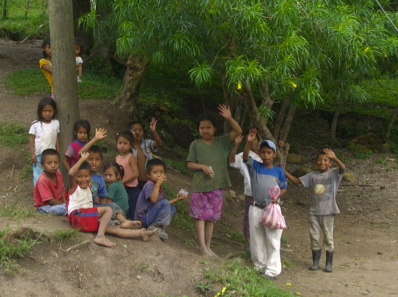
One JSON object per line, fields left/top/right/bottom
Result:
{"left": 259, "top": 186, "right": 287, "bottom": 229}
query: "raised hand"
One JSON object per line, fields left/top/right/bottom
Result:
{"left": 234, "top": 135, "right": 244, "bottom": 147}
{"left": 323, "top": 148, "right": 336, "bottom": 160}
{"left": 247, "top": 129, "right": 257, "bottom": 144}
{"left": 94, "top": 128, "right": 107, "bottom": 140}
{"left": 156, "top": 174, "right": 167, "bottom": 186}
{"left": 218, "top": 104, "right": 232, "bottom": 119}
{"left": 80, "top": 152, "right": 90, "bottom": 161}
{"left": 149, "top": 117, "right": 157, "bottom": 132}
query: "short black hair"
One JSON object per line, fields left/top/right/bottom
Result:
{"left": 128, "top": 121, "right": 143, "bottom": 130}
{"left": 75, "top": 38, "right": 84, "bottom": 55}
{"left": 40, "top": 149, "right": 59, "bottom": 164}
{"left": 73, "top": 120, "right": 91, "bottom": 141}
{"left": 244, "top": 130, "right": 260, "bottom": 142}
{"left": 116, "top": 130, "right": 135, "bottom": 145}
{"left": 87, "top": 145, "right": 103, "bottom": 160}
{"left": 146, "top": 158, "right": 166, "bottom": 174}
{"left": 316, "top": 150, "right": 331, "bottom": 161}
{"left": 78, "top": 161, "right": 92, "bottom": 173}
{"left": 196, "top": 113, "right": 219, "bottom": 130}
{"left": 41, "top": 38, "right": 50, "bottom": 58}
{"left": 103, "top": 161, "right": 125, "bottom": 180}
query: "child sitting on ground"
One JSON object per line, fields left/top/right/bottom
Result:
{"left": 134, "top": 159, "right": 188, "bottom": 241}
{"left": 66, "top": 152, "right": 156, "bottom": 247}
{"left": 103, "top": 162, "right": 130, "bottom": 214}
{"left": 129, "top": 118, "right": 162, "bottom": 190}
{"left": 243, "top": 129, "right": 287, "bottom": 280}
{"left": 284, "top": 148, "right": 345, "bottom": 273}
{"left": 33, "top": 149, "right": 66, "bottom": 216}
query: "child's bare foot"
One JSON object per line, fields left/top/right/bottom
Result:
{"left": 94, "top": 236, "right": 116, "bottom": 248}
{"left": 141, "top": 228, "right": 157, "bottom": 242}
{"left": 199, "top": 245, "right": 212, "bottom": 256}
{"left": 121, "top": 220, "right": 141, "bottom": 229}
{"left": 207, "top": 248, "right": 218, "bottom": 257}
{"left": 62, "top": 218, "right": 69, "bottom": 222}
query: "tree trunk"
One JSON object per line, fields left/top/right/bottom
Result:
{"left": 260, "top": 82, "right": 274, "bottom": 126}
{"left": 273, "top": 96, "right": 290, "bottom": 141}
{"left": 385, "top": 105, "right": 398, "bottom": 142}
{"left": 279, "top": 106, "right": 297, "bottom": 143}
{"left": 221, "top": 72, "right": 233, "bottom": 134}
{"left": 3, "top": 0, "right": 7, "bottom": 18}
{"left": 72, "top": 0, "right": 93, "bottom": 52}
{"left": 48, "top": 0, "right": 80, "bottom": 185}
{"left": 115, "top": 53, "right": 147, "bottom": 120}
{"left": 330, "top": 99, "right": 345, "bottom": 145}
{"left": 24, "top": 0, "right": 30, "bottom": 19}
{"left": 42, "top": 0, "right": 48, "bottom": 17}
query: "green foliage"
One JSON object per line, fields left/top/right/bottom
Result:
{"left": 163, "top": 158, "right": 193, "bottom": 176}
{"left": 0, "top": 201, "right": 40, "bottom": 220}
{"left": 0, "top": 122, "right": 29, "bottom": 148}
{"left": 376, "top": 157, "right": 387, "bottom": 165}
{"left": 22, "top": 151, "right": 33, "bottom": 182}
{"left": 354, "top": 151, "right": 373, "bottom": 159}
{"left": 195, "top": 281, "right": 211, "bottom": 294}
{"left": 51, "top": 229, "right": 79, "bottom": 245}
{"left": 229, "top": 231, "right": 245, "bottom": 244}
{"left": 281, "top": 237, "right": 288, "bottom": 244}
{"left": 390, "top": 143, "right": 398, "bottom": 155}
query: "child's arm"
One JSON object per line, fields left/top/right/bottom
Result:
{"left": 218, "top": 104, "right": 242, "bottom": 141}
{"left": 229, "top": 135, "right": 243, "bottom": 163}
{"left": 68, "top": 152, "right": 90, "bottom": 190}
{"left": 284, "top": 170, "right": 302, "bottom": 185}
{"left": 77, "top": 63, "right": 82, "bottom": 78}
{"left": 48, "top": 198, "right": 64, "bottom": 206}
{"left": 187, "top": 162, "right": 213, "bottom": 175}
{"left": 79, "top": 128, "right": 107, "bottom": 155}
{"left": 243, "top": 129, "right": 256, "bottom": 162}
{"left": 41, "top": 63, "right": 52, "bottom": 74}
{"left": 168, "top": 193, "right": 188, "bottom": 205}
{"left": 122, "top": 155, "right": 139, "bottom": 185}
{"left": 272, "top": 188, "right": 287, "bottom": 204}
{"left": 56, "top": 134, "right": 60, "bottom": 153}
{"left": 324, "top": 148, "right": 345, "bottom": 174}
{"left": 149, "top": 175, "right": 167, "bottom": 203}
{"left": 63, "top": 156, "right": 71, "bottom": 172}
{"left": 149, "top": 117, "right": 162, "bottom": 148}
{"left": 29, "top": 134, "right": 37, "bottom": 163}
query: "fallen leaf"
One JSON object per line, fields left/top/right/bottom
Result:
{"left": 285, "top": 283, "right": 291, "bottom": 286}
{"left": 123, "top": 245, "right": 127, "bottom": 248}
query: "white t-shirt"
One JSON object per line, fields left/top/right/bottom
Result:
{"left": 29, "top": 119, "right": 60, "bottom": 156}
{"left": 76, "top": 56, "right": 83, "bottom": 66}
{"left": 67, "top": 185, "right": 93, "bottom": 215}
{"left": 230, "top": 151, "right": 262, "bottom": 196}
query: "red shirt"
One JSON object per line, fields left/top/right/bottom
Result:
{"left": 33, "top": 171, "right": 64, "bottom": 209}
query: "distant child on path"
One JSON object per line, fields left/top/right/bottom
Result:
{"left": 243, "top": 129, "right": 287, "bottom": 280}
{"left": 129, "top": 118, "right": 162, "bottom": 190}
{"left": 63, "top": 120, "right": 91, "bottom": 171}
{"left": 284, "top": 148, "right": 345, "bottom": 273}
{"left": 103, "top": 162, "right": 130, "bottom": 214}
{"left": 39, "top": 38, "right": 53, "bottom": 98}
{"left": 66, "top": 152, "right": 156, "bottom": 247}
{"left": 115, "top": 131, "right": 140, "bottom": 219}
{"left": 134, "top": 159, "right": 188, "bottom": 241}
{"left": 29, "top": 97, "right": 60, "bottom": 186}
{"left": 33, "top": 149, "right": 66, "bottom": 216}
{"left": 75, "top": 38, "right": 83, "bottom": 83}
{"left": 186, "top": 105, "right": 242, "bottom": 256}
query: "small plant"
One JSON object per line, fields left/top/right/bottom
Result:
{"left": 281, "top": 237, "right": 288, "bottom": 244}
{"left": 183, "top": 239, "right": 196, "bottom": 247}
{"left": 52, "top": 229, "right": 79, "bottom": 245}
{"left": 199, "top": 259, "right": 208, "bottom": 264}
{"left": 137, "top": 263, "right": 148, "bottom": 273}
{"left": 354, "top": 151, "right": 373, "bottom": 159}
{"left": 195, "top": 281, "right": 211, "bottom": 294}
{"left": 376, "top": 157, "right": 387, "bottom": 165}
{"left": 230, "top": 231, "right": 246, "bottom": 243}
{"left": 281, "top": 256, "right": 295, "bottom": 267}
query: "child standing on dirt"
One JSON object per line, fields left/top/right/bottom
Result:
{"left": 63, "top": 120, "right": 91, "bottom": 171}
{"left": 66, "top": 152, "right": 156, "bottom": 247}
{"left": 29, "top": 97, "right": 60, "bottom": 186}
{"left": 103, "top": 162, "right": 130, "bottom": 214}
{"left": 33, "top": 149, "right": 66, "bottom": 216}
{"left": 116, "top": 131, "right": 140, "bottom": 219}
{"left": 242, "top": 129, "right": 287, "bottom": 280}
{"left": 229, "top": 131, "right": 263, "bottom": 251}
{"left": 186, "top": 105, "right": 242, "bottom": 257}
{"left": 39, "top": 38, "right": 53, "bottom": 98}
{"left": 134, "top": 159, "right": 188, "bottom": 241}
{"left": 284, "top": 148, "right": 345, "bottom": 273}
{"left": 75, "top": 38, "right": 83, "bottom": 83}
{"left": 129, "top": 118, "right": 162, "bottom": 190}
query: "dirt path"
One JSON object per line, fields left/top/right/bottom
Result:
{"left": 0, "top": 39, "right": 397, "bottom": 297}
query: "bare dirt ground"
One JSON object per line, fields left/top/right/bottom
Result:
{"left": 0, "top": 39, "right": 397, "bottom": 297}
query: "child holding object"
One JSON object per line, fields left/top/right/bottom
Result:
{"left": 186, "top": 105, "right": 242, "bottom": 256}
{"left": 243, "top": 129, "right": 287, "bottom": 280}
{"left": 284, "top": 149, "right": 345, "bottom": 273}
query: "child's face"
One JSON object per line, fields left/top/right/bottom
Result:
{"left": 87, "top": 152, "right": 102, "bottom": 174}
{"left": 130, "top": 123, "right": 143, "bottom": 141}
{"left": 104, "top": 168, "right": 119, "bottom": 184}
{"left": 316, "top": 154, "right": 332, "bottom": 173}
{"left": 41, "top": 154, "right": 59, "bottom": 175}
{"left": 41, "top": 104, "right": 55, "bottom": 123}
{"left": 43, "top": 44, "right": 51, "bottom": 57}
{"left": 199, "top": 120, "right": 216, "bottom": 141}
{"left": 75, "top": 169, "right": 91, "bottom": 189}
{"left": 75, "top": 127, "right": 88, "bottom": 143}
{"left": 260, "top": 147, "right": 277, "bottom": 166}
{"left": 75, "top": 45, "right": 81, "bottom": 56}
{"left": 148, "top": 165, "right": 165, "bottom": 182}
{"left": 117, "top": 136, "right": 133, "bottom": 155}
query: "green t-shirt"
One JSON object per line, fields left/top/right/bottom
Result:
{"left": 107, "top": 180, "right": 129, "bottom": 214}
{"left": 186, "top": 133, "right": 235, "bottom": 193}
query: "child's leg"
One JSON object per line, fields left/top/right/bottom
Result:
{"left": 308, "top": 215, "right": 322, "bottom": 251}
{"left": 204, "top": 221, "right": 217, "bottom": 256}
{"left": 196, "top": 220, "right": 212, "bottom": 256}
{"left": 126, "top": 186, "right": 140, "bottom": 219}
{"left": 105, "top": 226, "right": 157, "bottom": 241}
{"left": 320, "top": 215, "right": 334, "bottom": 251}
{"left": 249, "top": 206, "right": 267, "bottom": 269}
{"left": 264, "top": 227, "right": 283, "bottom": 277}
{"left": 244, "top": 196, "right": 253, "bottom": 247}
{"left": 33, "top": 155, "right": 44, "bottom": 186}
{"left": 115, "top": 213, "right": 141, "bottom": 229}
{"left": 37, "top": 204, "right": 67, "bottom": 216}
{"left": 95, "top": 206, "right": 116, "bottom": 247}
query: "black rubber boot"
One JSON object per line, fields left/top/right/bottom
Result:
{"left": 324, "top": 251, "right": 333, "bottom": 272}
{"left": 309, "top": 249, "right": 322, "bottom": 271}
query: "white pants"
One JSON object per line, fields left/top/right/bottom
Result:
{"left": 309, "top": 215, "right": 334, "bottom": 251}
{"left": 249, "top": 205, "right": 283, "bottom": 277}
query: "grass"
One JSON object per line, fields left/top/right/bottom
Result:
{"left": 0, "top": 122, "right": 29, "bottom": 148}
{"left": 22, "top": 150, "right": 33, "bottom": 181}
{"left": 163, "top": 157, "right": 193, "bottom": 176}
{"left": 195, "top": 281, "right": 211, "bottom": 295}
{"left": 229, "top": 231, "right": 246, "bottom": 244}
{"left": 4, "top": 68, "right": 122, "bottom": 99}
{"left": 204, "top": 259, "right": 294, "bottom": 296}
{"left": 354, "top": 151, "right": 373, "bottom": 159}
{"left": 0, "top": 201, "right": 40, "bottom": 220}
{"left": 51, "top": 229, "right": 79, "bottom": 245}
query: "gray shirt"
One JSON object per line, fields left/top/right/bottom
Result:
{"left": 299, "top": 168, "right": 343, "bottom": 215}
{"left": 130, "top": 139, "right": 158, "bottom": 168}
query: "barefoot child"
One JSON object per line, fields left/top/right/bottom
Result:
{"left": 63, "top": 120, "right": 91, "bottom": 171}
{"left": 29, "top": 97, "right": 60, "bottom": 186}
{"left": 33, "top": 149, "right": 66, "bottom": 216}
{"left": 39, "top": 38, "right": 53, "bottom": 98}
{"left": 284, "top": 149, "right": 345, "bottom": 273}
{"left": 103, "top": 162, "right": 130, "bottom": 214}
{"left": 129, "top": 118, "right": 162, "bottom": 189}
{"left": 134, "top": 159, "right": 188, "bottom": 241}
{"left": 186, "top": 105, "right": 242, "bottom": 256}
{"left": 242, "top": 129, "right": 287, "bottom": 280}
{"left": 66, "top": 152, "right": 156, "bottom": 247}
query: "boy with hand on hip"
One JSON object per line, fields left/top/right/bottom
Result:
{"left": 243, "top": 129, "right": 287, "bottom": 280}
{"left": 284, "top": 148, "right": 345, "bottom": 273}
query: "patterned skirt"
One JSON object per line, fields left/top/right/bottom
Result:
{"left": 189, "top": 189, "right": 223, "bottom": 221}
